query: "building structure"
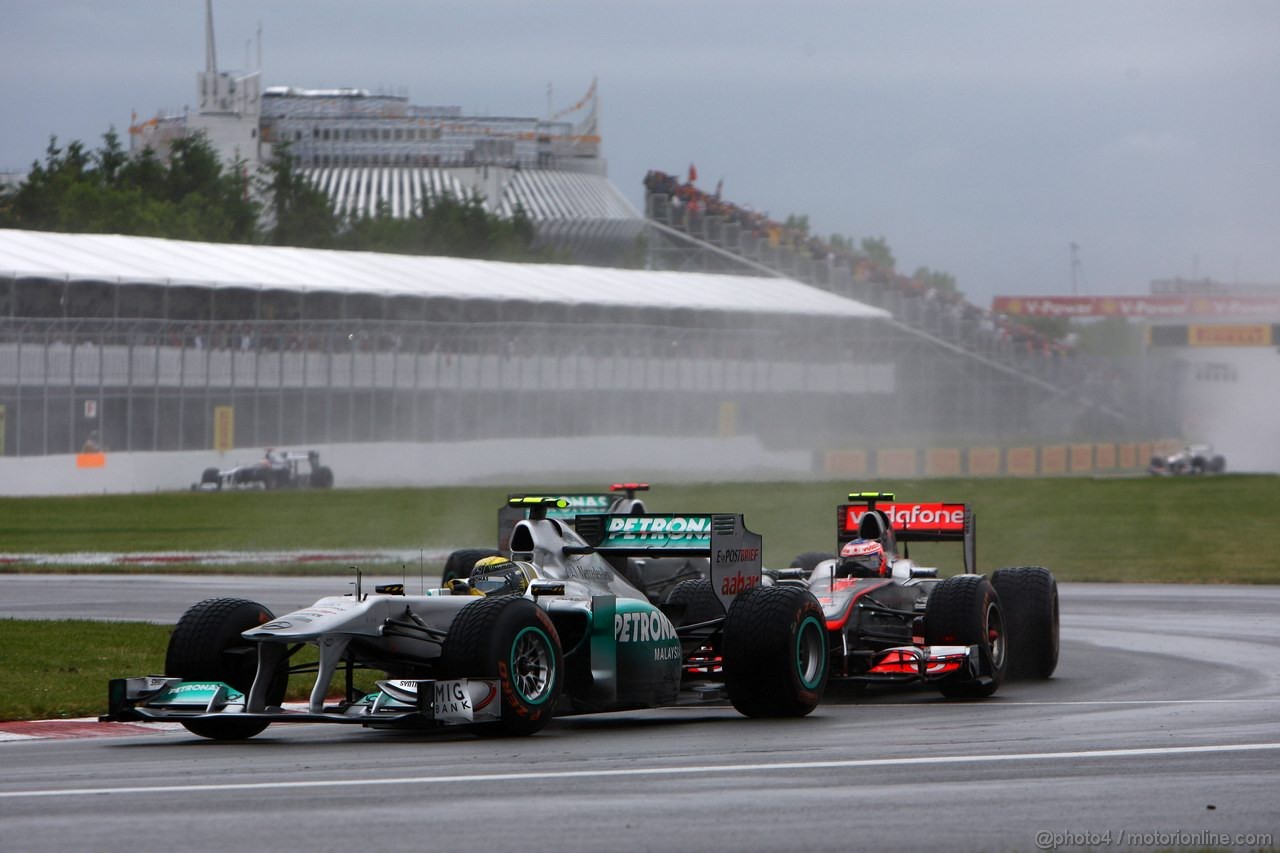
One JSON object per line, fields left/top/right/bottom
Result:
{"left": 129, "top": 2, "right": 641, "bottom": 264}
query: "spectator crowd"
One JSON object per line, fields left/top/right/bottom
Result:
{"left": 643, "top": 168, "right": 1076, "bottom": 374}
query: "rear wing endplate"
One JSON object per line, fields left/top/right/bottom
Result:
{"left": 576, "top": 513, "right": 762, "bottom": 610}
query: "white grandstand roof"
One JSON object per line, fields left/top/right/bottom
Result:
{"left": 302, "top": 167, "right": 640, "bottom": 221}
{"left": 0, "top": 229, "right": 889, "bottom": 319}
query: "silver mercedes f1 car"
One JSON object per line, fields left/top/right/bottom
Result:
{"left": 103, "top": 498, "right": 828, "bottom": 740}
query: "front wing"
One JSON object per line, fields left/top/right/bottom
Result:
{"left": 101, "top": 676, "right": 502, "bottom": 730}
{"left": 829, "top": 643, "right": 990, "bottom": 685}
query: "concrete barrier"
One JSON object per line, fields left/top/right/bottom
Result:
{"left": 0, "top": 435, "right": 815, "bottom": 497}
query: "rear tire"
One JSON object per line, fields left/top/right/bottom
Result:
{"left": 722, "top": 586, "right": 828, "bottom": 718}
{"left": 439, "top": 597, "right": 562, "bottom": 736}
{"left": 924, "top": 575, "right": 1007, "bottom": 699}
{"left": 662, "top": 578, "right": 724, "bottom": 627}
{"left": 1209, "top": 455, "right": 1226, "bottom": 474}
{"left": 991, "top": 567, "right": 1059, "bottom": 679}
{"left": 312, "top": 466, "right": 334, "bottom": 488}
{"left": 165, "top": 598, "right": 288, "bottom": 740}
{"left": 441, "top": 548, "right": 504, "bottom": 586}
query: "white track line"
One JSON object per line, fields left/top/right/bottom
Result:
{"left": 0, "top": 549, "right": 447, "bottom": 567}
{"left": 854, "top": 698, "right": 1280, "bottom": 707}
{"left": 4, "top": 742, "right": 1279, "bottom": 799}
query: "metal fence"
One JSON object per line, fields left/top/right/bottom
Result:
{"left": 0, "top": 313, "right": 1175, "bottom": 458}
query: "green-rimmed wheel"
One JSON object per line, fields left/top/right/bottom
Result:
{"left": 508, "top": 625, "right": 556, "bottom": 705}
{"left": 722, "top": 585, "right": 829, "bottom": 718}
{"left": 440, "top": 596, "right": 563, "bottom": 736}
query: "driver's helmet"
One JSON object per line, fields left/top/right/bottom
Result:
{"left": 836, "top": 538, "right": 888, "bottom": 578}
{"left": 469, "top": 555, "right": 531, "bottom": 597}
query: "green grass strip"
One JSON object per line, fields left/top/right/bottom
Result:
{"left": 1, "top": 476, "right": 1278, "bottom": 582}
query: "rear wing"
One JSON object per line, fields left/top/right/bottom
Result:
{"left": 576, "top": 512, "right": 761, "bottom": 610}
{"left": 496, "top": 484, "right": 649, "bottom": 550}
{"left": 837, "top": 492, "right": 976, "bottom": 574}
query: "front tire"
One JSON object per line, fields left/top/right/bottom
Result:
{"left": 722, "top": 585, "right": 828, "bottom": 718}
{"left": 924, "top": 575, "right": 1008, "bottom": 699}
{"left": 991, "top": 567, "right": 1059, "bottom": 679}
{"left": 165, "top": 598, "right": 288, "bottom": 740}
{"left": 439, "top": 596, "right": 562, "bottom": 736}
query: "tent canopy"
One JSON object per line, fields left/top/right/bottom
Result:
{"left": 0, "top": 229, "right": 889, "bottom": 320}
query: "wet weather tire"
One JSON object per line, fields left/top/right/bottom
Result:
{"left": 991, "top": 566, "right": 1059, "bottom": 679}
{"left": 441, "top": 548, "right": 503, "bottom": 586}
{"left": 924, "top": 575, "right": 1008, "bottom": 699}
{"left": 439, "top": 596, "right": 562, "bottom": 736}
{"left": 164, "top": 598, "right": 288, "bottom": 740}
{"left": 722, "top": 585, "right": 828, "bottom": 718}
{"left": 790, "top": 551, "right": 835, "bottom": 573}
{"left": 662, "top": 578, "right": 724, "bottom": 627}
{"left": 312, "top": 466, "right": 334, "bottom": 489}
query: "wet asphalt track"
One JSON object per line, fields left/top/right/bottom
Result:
{"left": 1, "top": 578, "right": 1278, "bottom": 852}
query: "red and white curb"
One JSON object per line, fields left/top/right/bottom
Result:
{"left": 0, "top": 719, "right": 183, "bottom": 742}
{"left": 1, "top": 703, "right": 332, "bottom": 742}
{"left": 0, "top": 549, "right": 450, "bottom": 568}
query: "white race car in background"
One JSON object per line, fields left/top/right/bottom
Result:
{"left": 1148, "top": 444, "right": 1226, "bottom": 475}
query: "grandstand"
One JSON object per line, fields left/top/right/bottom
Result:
{"left": 0, "top": 228, "right": 910, "bottom": 459}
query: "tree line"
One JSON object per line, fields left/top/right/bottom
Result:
{"left": 0, "top": 129, "right": 553, "bottom": 261}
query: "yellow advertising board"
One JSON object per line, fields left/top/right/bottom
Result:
{"left": 1040, "top": 445, "right": 1067, "bottom": 475}
{"left": 966, "top": 447, "right": 1001, "bottom": 476}
{"left": 823, "top": 450, "right": 868, "bottom": 478}
{"left": 718, "top": 401, "right": 737, "bottom": 437}
{"left": 1095, "top": 444, "right": 1117, "bottom": 470}
{"left": 925, "top": 448, "right": 962, "bottom": 477}
{"left": 1006, "top": 447, "right": 1037, "bottom": 476}
{"left": 213, "top": 405, "right": 235, "bottom": 452}
{"left": 875, "top": 449, "right": 918, "bottom": 478}
{"left": 1118, "top": 444, "right": 1136, "bottom": 469}
{"left": 1188, "top": 324, "right": 1272, "bottom": 347}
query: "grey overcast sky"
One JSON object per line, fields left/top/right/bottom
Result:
{"left": 1, "top": 1, "right": 1277, "bottom": 307}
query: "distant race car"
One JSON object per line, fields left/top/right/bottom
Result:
{"left": 102, "top": 498, "right": 828, "bottom": 740}
{"left": 441, "top": 483, "right": 706, "bottom": 604}
{"left": 1148, "top": 443, "right": 1226, "bottom": 476}
{"left": 661, "top": 491, "right": 1059, "bottom": 699}
{"left": 194, "top": 448, "right": 334, "bottom": 491}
